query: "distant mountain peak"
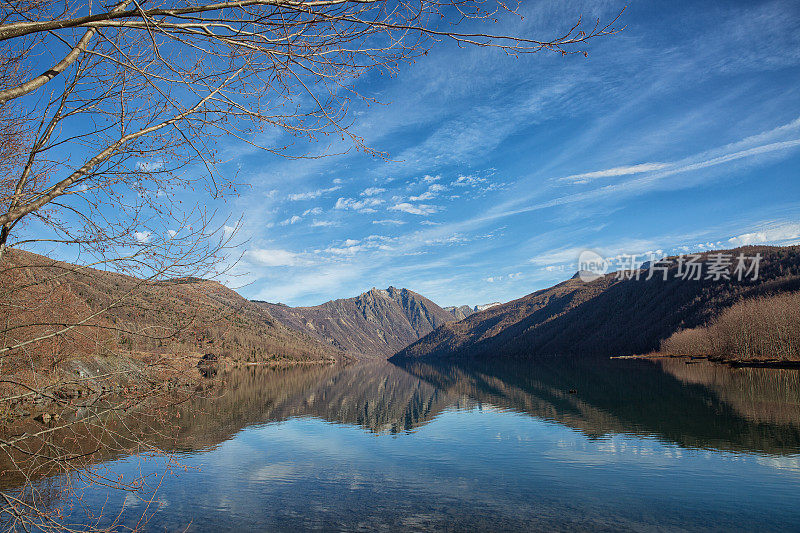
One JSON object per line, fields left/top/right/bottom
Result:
{"left": 444, "top": 301, "right": 504, "bottom": 320}
{"left": 257, "top": 286, "right": 455, "bottom": 358}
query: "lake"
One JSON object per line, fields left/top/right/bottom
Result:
{"left": 4, "top": 357, "right": 800, "bottom": 531}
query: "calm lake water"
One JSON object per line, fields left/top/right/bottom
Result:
{"left": 5, "top": 357, "right": 800, "bottom": 531}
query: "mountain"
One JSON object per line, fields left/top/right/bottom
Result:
{"left": 391, "top": 245, "right": 800, "bottom": 361}
{"left": 474, "top": 302, "right": 502, "bottom": 312}
{"left": 444, "top": 302, "right": 503, "bottom": 320}
{"left": 1, "top": 250, "right": 342, "bottom": 371}
{"left": 256, "top": 286, "right": 455, "bottom": 358}
{"left": 444, "top": 305, "right": 475, "bottom": 320}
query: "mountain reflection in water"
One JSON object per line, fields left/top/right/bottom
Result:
{"left": 3, "top": 357, "right": 800, "bottom": 532}
{"left": 159, "top": 357, "right": 800, "bottom": 456}
{"left": 396, "top": 357, "right": 800, "bottom": 455}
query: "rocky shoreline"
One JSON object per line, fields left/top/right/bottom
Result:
{"left": 1, "top": 352, "right": 337, "bottom": 428}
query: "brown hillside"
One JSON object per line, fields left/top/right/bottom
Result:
{"left": 257, "top": 286, "right": 455, "bottom": 358}
{"left": 659, "top": 290, "right": 800, "bottom": 362}
{"left": 392, "top": 245, "right": 800, "bottom": 361}
{"left": 0, "top": 250, "right": 342, "bottom": 376}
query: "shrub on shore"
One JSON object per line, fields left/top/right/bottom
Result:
{"left": 660, "top": 291, "right": 800, "bottom": 361}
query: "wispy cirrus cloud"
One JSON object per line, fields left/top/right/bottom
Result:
{"left": 556, "top": 163, "right": 669, "bottom": 184}
{"left": 488, "top": 117, "right": 800, "bottom": 223}
{"left": 287, "top": 185, "right": 341, "bottom": 201}
{"left": 218, "top": 1, "right": 800, "bottom": 308}
{"left": 728, "top": 222, "right": 800, "bottom": 247}
{"left": 310, "top": 220, "right": 337, "bottom": 228}
{"left": 246, "top": 248, "right": 305, "bottom": 267}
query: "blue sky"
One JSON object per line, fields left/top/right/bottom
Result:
{"left": 213, "top": 0, "right": 800, "bottom": 307}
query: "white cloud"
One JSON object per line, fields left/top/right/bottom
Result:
{"left": 486, "top": 272, "right": 523, "bottom": 283}
{"left": 671, "top": 139, "right": 800, "bottom": 176}
{"left": 288, "top": 185, "right": 341, "bottom": 201}
{"left": 303, "top": 207, "right": 323, "bottom": 216}
{"left": 409, "top": 191, "right": 435, "bottom": 201}
{"left": 372, "top": 219, "right": 406, "bottom": 226}
{"left": 280, "top": 215, "right": 302, "bottom": 226}
{"left": 311, "top": 220, "right": 336, "bottom": 227}
{"left": 528, "top": 246, "right": 587, "bottom": 266}
{"left": 422, "top": 175, "right": 441, "bottom": 183}
{"left": 556, "top": 163, "right": 669, "bottom": 184}
{"left": 424, "top": 234, "right": 469, "bottom": 246}
{"left": 320, "top": 235, "right": 396, "bottom": 256}
{"left": 133, "top": 231, "right": 152, "bottom": 243}
{"left": 728, "top": 222, "right": 800, "bottom": 247}
{"left": 135, "top": 160, "right": 164, "bottom": 172}
{"left": 390, "top": 203, "right": 438, "bottom": 215}
{"left": 254, "top": 264, "right": 363, "bottom": 303}
{"left": 409, "top": 183, "right": 447, "bottom": 201}
{"left": 487, "top": 132, "right": 800, "bottom": 224}
{"left": 222, "top": 225, "right": 238, "bottom": 238}
{"left": 334, "top": 197, "right": 384, "bottom": 213}
{"left": 360, "top": 187, "right": 386, "bottom": 197}
{"left": 448, "top": 175, "right": 504, "bottom": 195}
{"left": 246, "top": 248, "right": 302, "bottom": 267}
{"left": 452, "top": 175, "right": 487, "bottom": 186}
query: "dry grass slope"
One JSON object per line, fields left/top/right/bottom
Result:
{"left": 1, "top": 250, "right": 342, "bottom": 389}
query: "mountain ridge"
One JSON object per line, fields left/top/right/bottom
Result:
{"left": 391, "top": 245, "right": 800, "bottom": 362}
{"left": 1, "top": 249, "right": 343, "bottom": 370}
{"left": 443, "top": 301, "right": 503, "bottom": 320}
{"left": 256, "top": 286, "right": 455, "bottom": 358}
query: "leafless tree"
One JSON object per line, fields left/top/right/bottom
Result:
{"left": 0, "top": 0, "right": 622, "bottom": 529}
{"left": 660, "top": 291, "right": 800, "bottom": 362}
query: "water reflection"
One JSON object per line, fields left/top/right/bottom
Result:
{"left": 3, "top": 357, "right": 800, "bottom": 531}
{"left": 170, "top": 360, "right": 459, "bottom": 441}
{"left": 394, "top": 357, "right": 800, "bottom": 455}
{"left": 4, "top": 356, "right": 800, "bottom": 489}
{"left": 151, "top": 356, "right": 800, "bottom": 456}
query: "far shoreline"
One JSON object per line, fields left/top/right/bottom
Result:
{"left": 611, "top": 353, "right": 800, "bottom": 370}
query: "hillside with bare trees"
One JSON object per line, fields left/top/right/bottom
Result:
{"left": 393, "top": 246, "right": 800, "bottom": 362}
{"left": 1, "top": 249, "right": 342, "bottom": 392}
{"left": 659, "top": 291, "right": 800, "bottom": 362}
